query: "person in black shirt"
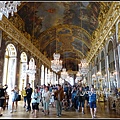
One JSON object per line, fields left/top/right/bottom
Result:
{"left": 26, "top": 83, "right": 33, "bottom": 112}
{"left": 0, "top": 83, "right": 8, "bottom": 116}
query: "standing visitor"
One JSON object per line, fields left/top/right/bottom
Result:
{"left": 31, "top": 86, "right": 40, "bottom": 118}
{"left": 21, "top": 87, "right": 27, "bottom": 108}
{"left": 54, "top": 84, "right": 64, "bottom": 117}
{"left": 42, "top": 86, "right": 51, "bottom": 116}
{"left": 50, "top": 88, "right": 55, "bottom": 107}
{"left": 88, "top": 86, "right": 97, "bottom": 118}
{"left": 76, "top": 86, "right": 85, "bottom": 114}
{"left": 0, "top": 83, "right": 8, "bottom": 116}
{"left": 26, "top": 83, "right": 33, "bottom": 112}
{"left": 10, "top": 85, "right": 19, "bottom": 113}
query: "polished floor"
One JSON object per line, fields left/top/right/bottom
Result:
{"left": 1, "top": 100, "right": 120, "bottom": 119}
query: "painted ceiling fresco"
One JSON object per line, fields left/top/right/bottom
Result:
{"left": 17, "top": 1, "right": 101, "bottom": 71}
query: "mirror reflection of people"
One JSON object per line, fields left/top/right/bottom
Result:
{"left": 0, "top": 83, "right": 8, "bottom": 116}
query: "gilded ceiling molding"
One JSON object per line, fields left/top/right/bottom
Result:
{"left": 118, "top": 21, "right": 120, "bottom": 42}
{"left": 17, "top": 2, "right": 28, "bottom": 12}
{"left": 73, "top": 49, "right": 84, "bottom": 58}
{"left": 0, "top": 16, "right": 50, "bottom": 67}
{"left": 67, "top": 70, "right": 78, "bottom": 75}
{"left": 87, "top": 2, "right": 120, "bottom": 64}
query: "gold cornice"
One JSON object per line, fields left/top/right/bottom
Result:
{"left": 118, "top": 21, "right": 120, "bottom": 42}
{"left": 87, "top": 2, "right": 120, "bottom": 64}
{"left": 0, "top": 16, "right": 50, "bottom": 67}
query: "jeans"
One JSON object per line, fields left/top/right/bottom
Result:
{"left": 55, "top": 100, "right": 62, "bottom": 116}
{"left": 26, "top": 97, "right": 31, "bottom": 111}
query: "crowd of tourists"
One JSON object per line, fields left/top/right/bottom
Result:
{"left": 0, "top": 82, "right": 97, "bottom": 118}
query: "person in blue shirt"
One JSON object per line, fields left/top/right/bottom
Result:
{"left": 88, "top": 86, "right": 97, "bottom": 118}
{"left": 31, "top": 86, "right": 40, "bottom": 118}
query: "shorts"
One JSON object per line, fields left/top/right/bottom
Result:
{"left": 89, "top": 101, "right": 96, "bottom": 108}
{"left": 32, "top": 103, "right": 39, "bottom": 110}
{"left": 0, "top": 99, "right": 5, "bottom": 107}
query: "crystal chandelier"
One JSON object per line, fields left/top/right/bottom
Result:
{"left": 51, "top": 53, "right": 62, "bottom": 73}
{"left": 51, "top": 28, "right": 62, "bottom": 73}
{"left": 0, "top": 1, "right": 21, "bottom": 20}
{"left": 77, "top": 4, "right": 89, "bottom": 77}
{"left": 61, "top": 68, "right": 68, "bottom": 79}
{"left": 76, "top": 70, "right": 82, "bottom": 81}
{"left": 79, "top": 58, "right": 89, "bottom": 76}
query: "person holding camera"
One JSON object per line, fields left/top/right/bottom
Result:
{"left": 31, "top": 86, "right": 40, "bottom": 118}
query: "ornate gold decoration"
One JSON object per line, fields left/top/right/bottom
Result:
{"left": 0, "top": 16, "right": 51, "bottom": 67}
{"left": 87, "top": 2, "right": 120, "bottom": 63}
{"left": 118, "top": 22, "right": 120, "bottom": 41}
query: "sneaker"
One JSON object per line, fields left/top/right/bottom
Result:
{"left": 0, "top": 114, "right": 3, "bottom": 116}
{"left": 10, "top": 110, "right": 13, "bottom": 113}
{"left": 94, "top": 115, "right": 96, "bottom": 118}
{"left": 26, "top": 109, "right": 28, "bottom": 112}
{"left": 14, "top": 110, "right": 17, "bottom": 112}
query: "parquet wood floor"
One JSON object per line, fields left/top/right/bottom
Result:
{"left": 1, "top": 100, "right": 120, "bottom": 119}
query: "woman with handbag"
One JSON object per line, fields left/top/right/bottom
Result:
{"left": 31, "top": 86, "right": 40, "bottom": 118}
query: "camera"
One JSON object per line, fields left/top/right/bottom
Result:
{"left": 34, "top": 97, "right": 37, "bottom": 100}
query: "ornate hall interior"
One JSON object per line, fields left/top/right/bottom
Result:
{"left": 0, "top": 1, "right": 120, "bottom": 119}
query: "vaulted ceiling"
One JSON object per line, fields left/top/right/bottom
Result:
{"left": 13, "top": 1, "right": 108, "bottom": 71}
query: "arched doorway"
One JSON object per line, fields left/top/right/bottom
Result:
{"left": 2, "top": 43, "right": 17, "bottom": 95}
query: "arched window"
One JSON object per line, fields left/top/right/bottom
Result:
{"left": 3, "top": 43, "right": 17, "bottom": 95}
